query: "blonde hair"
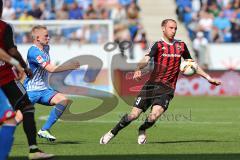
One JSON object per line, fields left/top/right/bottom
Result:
{"left": 31, "top": 25, "right": 47, "bottom": 40}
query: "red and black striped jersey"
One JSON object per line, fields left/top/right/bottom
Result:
{"left": 147, "top": 38, "right": 192, "bottom": 89}
{"left": 0, "top": 20, "right": 17, "bottom": 86}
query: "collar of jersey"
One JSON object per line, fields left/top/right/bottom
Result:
{"left": 161, "top": 37, "right": 177, "bottom": 45}
{"left": 32, "top": 44, "right": 44, "bottom": 52}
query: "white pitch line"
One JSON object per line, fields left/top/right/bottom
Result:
{"left": 38, "top": 115, "right": 233, "bottom": 124}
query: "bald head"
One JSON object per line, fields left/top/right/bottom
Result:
{"left": 161, "top": 19, "right": 177, "bottom": 27}
{"left": 161, "top": 19, "right": 177, "bottom": 42}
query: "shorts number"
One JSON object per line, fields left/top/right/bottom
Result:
{"left": 135, "top": 97, "right": 141, "bottom": 105}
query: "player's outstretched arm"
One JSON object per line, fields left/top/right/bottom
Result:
{"left": 133, "top": 55, "right": 151, "bottom": 81}
{"left": 196, "top": 65, "right": 221, "bottom": 86}
{"left": 44, "top": 60, "right": 80, "bottom": 73}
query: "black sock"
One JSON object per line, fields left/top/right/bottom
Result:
{"left": 139, "top": 118, "right": 156, "bottom": 131}
{"left": 23, "top": 112, "right": 37, "bottom": 147}
{"left": 111, "top": 114, "right": 132, "bottom": 135}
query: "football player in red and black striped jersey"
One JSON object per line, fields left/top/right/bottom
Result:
{"left": 0, "top": 0, "right": 54, "bottom": 158}
{"left": 100, "top": 19, "right": 221, "bottom": 144}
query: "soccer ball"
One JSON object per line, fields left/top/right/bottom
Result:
{"left": 180, "top": 59, "right": 198, "bottom": 76}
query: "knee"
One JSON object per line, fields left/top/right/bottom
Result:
{"left": 58, "top": 97, "right": 72, "bottom": 106}
{"left": 148, "top": 113, "right": 160, "bottom": 122}
{"left": 128, "top": 113, "right": 139, "bottom": 121}
{"left": 21, "top": 104, "right": 35, "bottom": 113}
{"left": 15, "top": 110, "right": 23, "bottom": 124}
{"left": 62, "top": 99, "right": 72, "bottom": 107}
{"left": 148, "top": 106, "right": 165, "bottom": 122}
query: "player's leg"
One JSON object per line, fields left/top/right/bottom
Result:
{"left": 111, "top": 107, "right": 143, "bottom": 135}
{"left": 100, "top": 81, "right": 152, "bottom": 144}
{"left": 37, "top": 90, "right": 71, "bottom": 141}
{"left": 139, "top": 105, "right": 165, "bottom": 131}
{"left": 2, "top": 81, "right": 38, "bottom": 151}
{"left": 22, "top": 91, "right": 55, "bottom": 159}
{"left": 41, "top": 92, "right": 71, "bottom": 131}
{"left": 1, "top": 81, "right": 54, "bottom": 159}
{"left": 0, "top": 89, "right": 16, "bottom": 160}
{"left": 138, "top": 105, "right": 165, "bottom": 144}
{"left": 138, "top": 92, "right": 173, "bottom": 144}
{"left": 0, "top": 118, "right": 16, "bottom": 160}
{"left": 100, "top": 106, "right": 143, "bottom": 144}
{"left": 15, "top": 110, "right": 23, "bottom": 124}
{"left": 111, "top": 81, "right": 154, "bottom": 137}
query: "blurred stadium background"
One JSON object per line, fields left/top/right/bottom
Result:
{"left": 5, "top": 0, "right": 240, "bottom": 159}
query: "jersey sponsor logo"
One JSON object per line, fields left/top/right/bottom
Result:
{"left": 176, "top": 44, "right": 182, "bottom": 52}
{"left": 177, "top": 45, "right": 182, "bottom": 50}
{"left": 36, "top": 55, "right": 44, "bottom": 63}
{"left": 162, "top": 53, "right": 181, "bottom": 57}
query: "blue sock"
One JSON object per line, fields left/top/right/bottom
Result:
{"left": 0, "top": 125, "right": 16, "bottom": 160}
{"left": 42, "top": 104, "right": 66, "bottom": 131}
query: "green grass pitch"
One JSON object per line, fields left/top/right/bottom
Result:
{"left": 9, "top": 96, "right": 240, "bottom": 160}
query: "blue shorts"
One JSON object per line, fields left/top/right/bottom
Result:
{"left": 27, "top": 89, "right": 57, "bottom": 106}
{"left": 0, "top": 89, "right": 15, "bottom": 124}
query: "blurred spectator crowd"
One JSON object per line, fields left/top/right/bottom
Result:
{"left": 2, "top": 0, "right": 148, "bottom": 52}
{"left": 175, "top": 0, "right": 240, "bottom": 43}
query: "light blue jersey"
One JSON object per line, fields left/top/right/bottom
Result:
{"left": 0, "top": 89, "right": 15, "bottom": 123}
{"left": 24, "top": 45, "right": 50, "bottom": 91}
{"left": 23, "top": 44, "right": 66, "bottom": 133}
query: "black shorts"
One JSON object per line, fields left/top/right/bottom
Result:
{"left": 133, "top": 81, "right": 174, "bottom": 112}
{"left": 1, "top": 80, "right": 33, "bottom": 112}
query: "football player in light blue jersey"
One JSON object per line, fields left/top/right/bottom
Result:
{"left": 24, "top": 25, "right": 79, "bottom": 142}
